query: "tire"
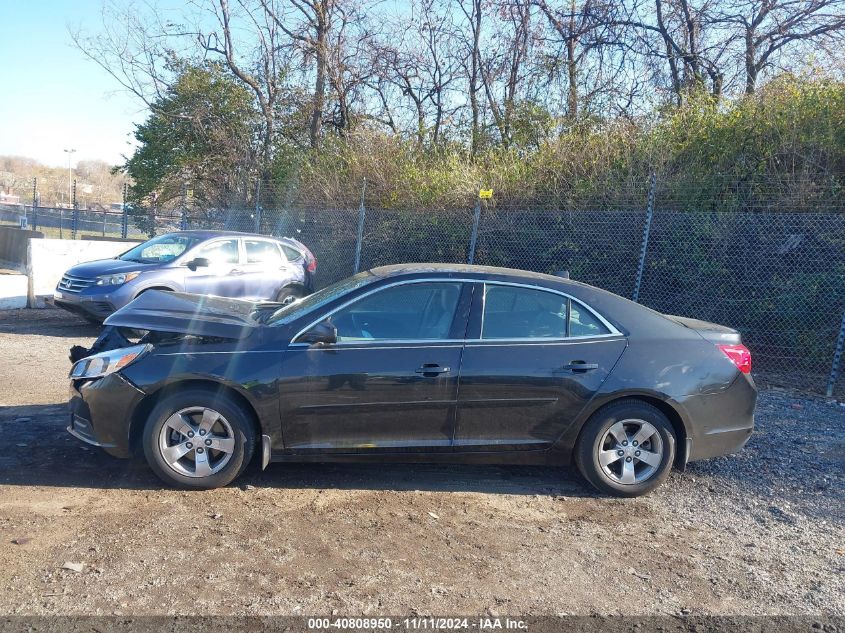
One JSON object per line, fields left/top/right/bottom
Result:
{"left": 275, "top": 286, "right": 304, "bottom": 306}
{"left": 81, "top": 314, "right": 103, "bottom": 325}
{"left": 142, "top": 388, "right": 257, "bottom": 489}
{"left": 574, "top": 399, "right": 676, "bottom": 497}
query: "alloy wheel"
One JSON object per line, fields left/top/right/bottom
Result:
{"left": 597, "top": 418, "right": 664, "bottom": 485}
{"left": 157, "top": 407, "right": 236, "bottom": 478}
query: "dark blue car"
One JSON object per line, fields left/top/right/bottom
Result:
{"left": 53, "top": 231, "right": 316, "bottom": 322}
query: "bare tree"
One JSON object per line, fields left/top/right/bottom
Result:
{"left": 476, "top": 0, "right": 536, "bottom": 146}
{"left": 457, "top": 0, "right": 484, "bottom": 155}
{"left": 714, "top": 0, "right": 845, "bottom": 94}
{"left": 370, "top": 0, "right": 461, "bottom": 146}
{"left": 618, "top": 0, "right": 737, "bottom": 103}
{"left": 324, "top": 3, "right": 374, "bottom": 135}
{"left": 199, "top": 0, "right": 289, "bottom": 169}
{"left": 257, "top": 0, "right": 339, "bottom": 150}
{"left": 534, "top": 0, "right": 638, "bottom": 117}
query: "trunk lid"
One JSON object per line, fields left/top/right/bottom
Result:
{"left": 103, "top": 290, "right": 266, "bottom": 339}
{"left": 663, "top": 314, "right": 742, "bottom": 345}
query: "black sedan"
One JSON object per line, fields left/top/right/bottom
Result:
{"left": 67, "top": 264, "right": 756, "bottom": 497}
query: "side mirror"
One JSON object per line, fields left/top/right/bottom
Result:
{"left": 187, "top": 257, "right": 210, "bottom": 271}
{"left": 298, "top": 320, "right": 337, "bottom": 346}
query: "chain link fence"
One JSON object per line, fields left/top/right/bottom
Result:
{"left": 2, "top": 174, "right": 844, "bottom": 398}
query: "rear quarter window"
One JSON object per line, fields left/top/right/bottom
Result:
{"left": 281, "top": 245, "right": 303, "bottom": 261}
{"left": 570, "top": 301, "right": 611, "bottom": 337}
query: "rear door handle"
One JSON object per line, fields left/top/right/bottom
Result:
{"left": 563, "top": 361, "right": 599, "bottom": 372}
{"left": 415, "top": 364, "right": 451, "bottom": 376}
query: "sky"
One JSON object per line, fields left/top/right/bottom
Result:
{"left": 0, "top": 0, "right": 143, "bottom": 167}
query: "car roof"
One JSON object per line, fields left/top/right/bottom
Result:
{"left": 369, "top": 263, "right": 573, "bottom": 286}
{"left": 164, "top": 230, "right": 288, "bottom": 241}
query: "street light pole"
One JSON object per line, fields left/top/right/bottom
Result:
{"left": 63, "top": 149, "right": 76, "bottom": 207}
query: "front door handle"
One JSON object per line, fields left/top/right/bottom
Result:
{"left": 563, "top": 361, "right": 599, "bottom": 372}
{"left": 415, "top": 364, "right": 451, "bottom": 376}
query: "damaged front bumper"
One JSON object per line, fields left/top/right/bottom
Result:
{"left": 68, "top": 372, "right": 146, "bottom": 458}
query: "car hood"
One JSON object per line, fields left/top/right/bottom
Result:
{"left": 104, "top": 290, "right": 264, "bottom": 339}
{"left": 65, "top": 258, "right": 161, "bottom": 277}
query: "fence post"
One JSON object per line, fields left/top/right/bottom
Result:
{"left": 632, "top": 173, "right": 657, "bottom": 303}
{"left": 31, "top": 178, "right": 38, "bottom": 230}
{"left": 59, "top": 208, "right": 64, "bottom": 240}
{"left": 180, "top": 183, "right": 188, "bottom": 231}
{"left": 467, "top": 195, "right": 482, "bottom": 265}
{"left": 70, "top": 178, "right": 78, "bottom": 239}
{"left": 826, "top": 308, "right": 845, "bottom": 397}
{"left": 254, "top": 179, "right": 262, "bottom": 234}
{"left": 149, "top": 191, "right": 157, "bottom": 239}
{"left": 121, "top": 183, "right": 128, "bottom": 238}
{"left": 353, "top": 178, "right": 367, "bottom": 274}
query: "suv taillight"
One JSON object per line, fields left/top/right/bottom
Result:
{"left": 306, "top": 256, "right": 317, "bottom": 273}
{"left": 717, "top": 344, "right": 752, "bottom": 374}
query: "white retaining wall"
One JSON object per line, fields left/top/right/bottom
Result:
{"left": 0, "top": 273, "right": 27, "bottom": 309}
{"left": 27, "top": 238, "right": 140, "bottom": 307}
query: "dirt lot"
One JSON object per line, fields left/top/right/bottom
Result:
{"left": 0, "top": 308, "right": 843, "bottom": 617}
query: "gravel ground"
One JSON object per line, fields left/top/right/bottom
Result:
{"left": 0, "top": 308, "right": 843, "bottom": 616}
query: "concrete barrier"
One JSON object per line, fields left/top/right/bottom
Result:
{"left": 0, "top": 273, "right": 28, "bottom": 309}
{"left": 0, "top": 226, "right": 44, "bottom": 271}
{"left": 27, "top": 238, "right": 140, "bottom": 307}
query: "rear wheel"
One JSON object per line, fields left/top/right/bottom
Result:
{"left": 275, "top": 286, "right": 304, "bottom": 306}
{"left": 142, "top": 388, "right": 256, "bottom": 489}
{"left": 575, "top": 400, "right": 676, "bottom": 497}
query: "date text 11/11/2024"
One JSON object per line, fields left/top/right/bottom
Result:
{"left": 307, "top": 617, "right": 528, "bottom": 630}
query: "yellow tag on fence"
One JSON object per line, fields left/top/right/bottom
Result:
{"left": 479, "top": 189, "right": 493, "bottom": 199}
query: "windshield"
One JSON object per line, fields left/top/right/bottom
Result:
{"left": 263, "top": 271, "right": 376, "bottom": 325}
{"left": 119, "top": 234, "right": 202, "bottom": 263}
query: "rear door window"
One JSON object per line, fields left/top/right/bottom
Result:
{"left": 194, "top": 239, "right": 240, "bottom": 265}
{"left": 245, "top": 240, "right": 284, "bottom": 267}
{"left": 482, "top": 285, "right": 568, "bottom": 339}
{"left": 481, "top": 284, "right": 612, "bottom": 339}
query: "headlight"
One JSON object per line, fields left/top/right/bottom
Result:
{"left": 96, "top": 271, "right": 141, "bottom": 286}
{"left": 70, "top": 344, "right": 150, "bottom": 379}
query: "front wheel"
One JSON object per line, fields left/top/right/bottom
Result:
{"left": 574, "top": 400, "right": 676, "bottom": 497}
{"left": 275, "top": 286, "right": 304, "bottom": 306}
{"left": 142, "top": 388, "right": 256, "bottom": 489}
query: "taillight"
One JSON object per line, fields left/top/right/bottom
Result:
{"left": 717, "top": 344, "right": 752, "bottom": 374}
{"left": 306, "top": 256, "right": 317, "bottom": 273}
